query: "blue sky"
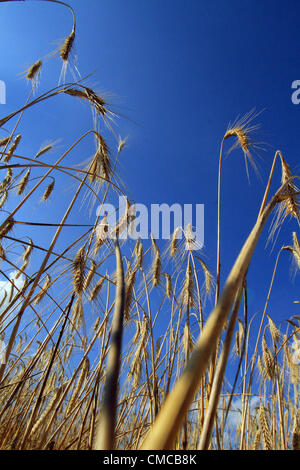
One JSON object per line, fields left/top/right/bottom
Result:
{"left": 1, "top": 0, "right": 300, "bottom": 344}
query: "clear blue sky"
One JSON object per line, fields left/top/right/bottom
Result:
{"left": 1, "top": 0, "right": 300, "bottom": 340}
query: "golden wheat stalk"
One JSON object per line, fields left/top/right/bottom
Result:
{"left": 94, "top": 240, "right": 125, "bottom": 450}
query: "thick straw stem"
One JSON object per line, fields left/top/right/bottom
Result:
{"left": 94, "top": 240, "right": 125, "bottom": 450}
{"left": 198, "top": 283, "right": 244, "bottom": 449}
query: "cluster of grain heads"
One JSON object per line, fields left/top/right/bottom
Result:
{"left": 0, "top": 0, "right": 299, "bottom": 449}
{"left": 140, "top": 185, "right": 283, "bottom": 450}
